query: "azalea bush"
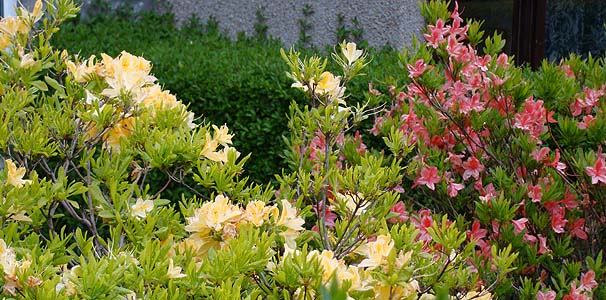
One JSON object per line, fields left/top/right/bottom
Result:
{"left": 0, "top": 1, "right": 517, "bottom": 299}
{"left": 365, "top": 1, "right": 606, "bottom": 299}
{"left": 51, "top": 12, "right": 403, "bottom": 185}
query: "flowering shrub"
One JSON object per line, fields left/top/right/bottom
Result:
{"left": 0, "top": 1, "right": 522, "bottom": 299}
{"left": 367, "top": 1, "right": 606, "bottom": 298}
{"left": 6, "top": 0, "right": 605, "bottom": 298}
{"left": 278, "top": 39, "right": 518, "bottom": 299}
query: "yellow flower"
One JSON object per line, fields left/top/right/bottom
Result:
{"left": 182, "top": 232, "right": 219, "bottom": 255}
{"left": 342, "top": 42, "right": 363, "bottom": 65}
{"left": 212, "top": 124, "right": 233, "bottom": 146}
{"left": 66, "top": 55, "right": 98, "bottom": 83}
{"left": 316, "top": 71, "right": 345, "bottom": 103}
{"left": 32, "top": 0, "right": 44, "bottom": 21}
{"left": 117, "top": 51, "right": 152, "bottom": 74}
{"left": 419, "top": 294, "right": 436, "bottom": 300}
{"left": 203, "top": 141, "right": 240, "bottom": 163}
{"left": 0, "top": 34, "right": 10, "bottom": 49}
{"left": 101, "top": 69, "right": 153, "bottom": 98}
{"left": 8, "top": 206, "right": 32, "bottom": 222}
{"left": 373, "top": 281, "right": 418, "bottom": 300}
{"left": 200, "top": 132, "right": 218, "bottom": 158}
{"left": 0, "top": 239, "right": 31, "bottom": 296}
{"left": 344, "top": 266, "right": 371, "bottom": 292}
{"left": 394, "top": 250, "right": 413, "bottom": 269}
{"left": 460, "top": 291, "right": 492, "bottom": 300}
{"left": 335, "top": 191, "right": 368, "bottom": 215}
{"left": 99, "top": 51, "right": 152, "bottom": 77}
{"left": 130, "top": 198, "right": 154, "bottom": 219}
{"left": 99, "top": 52, "right": 156, "bottom": 98}
{"left": 0, "top": 239, "right": 16, "bottom": 271}
{"left": 277, "top": 199, "right": 305, "bottom": 248}
{"left": 185, "top": 195, "right": 242, "bottom": 232}
{"left": 356, "top": 234, "right": 394, "bottom": 269}
{"left": 0, "top": 17, "right": 28, "bottom": 37}
{"left": 104, "top": 117, "right": 135, "bottom": 151}
{"left": 19, "top": 53, "right": 35, "bottom": 69}
{"left": 56, "top": 265, "right": 79, "bottom": 296}
{"left": 138, "top": 84, "right": 179, "bottom": 110}
{"left": 316, "top": 250, "right": 340, "bottom": 281}
{"left": 19, "top": 0, "right": 43, "bottom": 24}
{"left": 166, "top": 258, "right": 186, "bottom": 279}
{"left": 5, "top": 159, "right": 32, "bottom": 188}
{"left": 243, "top": 201, "right": 276, "bottom": 227}
{"left": 317, "top": 72, "right": 340, "bottom": 94}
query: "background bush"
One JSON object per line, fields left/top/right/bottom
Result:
{"left": 52, "top": 12, "right": 403, "bottom": 187}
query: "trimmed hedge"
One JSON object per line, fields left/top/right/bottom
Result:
{"left": 52, "top": 13, "right": 403, "bottom": 184}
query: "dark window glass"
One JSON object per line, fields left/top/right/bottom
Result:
{"left": 457, "top": 0, "right": 515, "bottom": 54}
{"left": 545, "top": 0, "right": 606, "bottom": 61}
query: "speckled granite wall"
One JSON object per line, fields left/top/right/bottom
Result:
{"left": 19, "top": 0, "right": 424, "bottom": 49}
{"left": 167, "top": 0, "right": 425, "bottom": 49}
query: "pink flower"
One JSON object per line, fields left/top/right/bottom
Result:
{"left": 570, "top": 218, "right": 588, "bottom": 240}
{"left": 497, "top": 53, "right": 509, "bottom": 68}
{"left": 531, "top": 147, "right": 550, "bottom": 162}
{"left": 468, "top": 220, "right": 487, "bottom": 240}
{"left": 388, "top": 201, "right": 409, "bottom": 224}
{"left": 527, "top": 184, "right": 542, "bottom": 203}
{"left": 537, "top": 234, "right": 549, "bottom": 255}
{"left": 511, "top": 218, "right": 528, "bottom": 235}
{"left": 407, "top": 59, "right": 430, "bottom": 78}
{"left": 414, "top": 165, "right": 441, "bottom": 190}
{"left": 462, "top": 156, "right": 484, "bottom": 180}
{"left": 550, "top": 207, "right": 567, "bottom": 234}
{"left": 513, "top": 96, "right": 555, "bottom": 142}
{"left": 547, "top": 149, "right": 567, "bottom": 172}
{"left": 536, "top": 290, "right": 556, "bottom": 300}
{"left": 577, "top": 115, "right": 595, "bottom": 129}
{"left": 523, "top": 233, "right": 537, "bottom": 244}
{"left": 585, "top": 156, "right": 606, "bottom": 184}
{"left": 459, "top": 93, "right": 485, "bottom": 114}
{"left": 424, "top": 19, "right": 447, "bottom": 48}
{"left": 447, "top": 181, "right": 465, "bottom": 197}
{"left": 563, "top": 282, "right": 588, "bottom": 300}
{"left": 580, "top": 270, "right": 598, "bottom": 291}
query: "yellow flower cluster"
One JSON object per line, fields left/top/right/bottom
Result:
{"left": 356, "top": 234, "right": 394, "bottom": 269}
{"left": 341, "top": 42, "right": 364, "bottom": 66}
{"left": 292, "top": 71, "right": 346, "bottom": 105}
{"left": 457, "top": 290, "right": 493, "bottom": 300}
{"left": 130, "top": 198, "right": 154, "bottom": 219}
{"left": 290, "top": 42, "right": 366, "bottom": 106}
{"left": 66, "top": 51, "right": 197, "bottom": 151}
{"left": 183, "top": 195, "right": 304, "bottom": 255}
{"left": 311, "top": 249, "right": 371, "bottom": 296}
{"left": 0, "top": 0, "right": 42, "bottom": 49}
{"left": 55, "top": 265, "right": 80, "bottom": 296}
{"left": 335, "top": 191, "right": 368, "bottom": 216}
{"left": 200, "top": 124, "right": 239, "bottom": 163}
{"left": 4, "top": 159, "right": 31, "bottom": 188}
{"left": 0, "top": 239, "right": 34, "bottom": 296}
{"left": 373, "top": 280, "right": 420, "bottom": 300}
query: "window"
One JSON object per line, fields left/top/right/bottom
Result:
{"left": 2, "top": 0, "right": 18, "bottom": 18}
{"left": 455, "top": 0, "right": 546, "bottom": 68}
{"left": 456, "top": 0, "right": 606, "bottom": 67}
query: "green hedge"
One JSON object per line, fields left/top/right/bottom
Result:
{"left": 52, "top": 13, "right": 403, "bottom": 184}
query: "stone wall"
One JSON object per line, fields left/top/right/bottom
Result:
{"left": 167, "top": 0, "right": 424, "bottom": 50}
{"left": 19, "top": 0, "right": 425, "bottom": 50}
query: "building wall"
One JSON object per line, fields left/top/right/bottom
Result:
{"left": 17, "top": 0, "right": 425, "bottom": 50}
{"left": 167, "top": 0, "right": 425, "bottom": 49}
